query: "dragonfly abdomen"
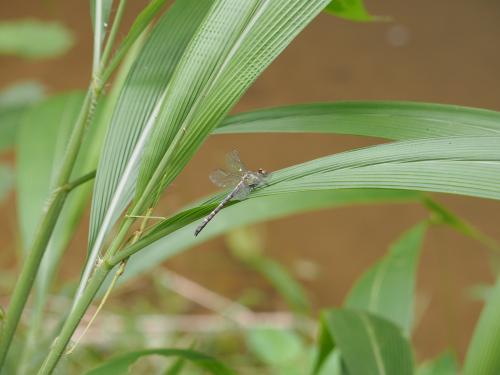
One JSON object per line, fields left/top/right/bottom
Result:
{"left": 194, "top": 182, "right": 242, "bottom": 236}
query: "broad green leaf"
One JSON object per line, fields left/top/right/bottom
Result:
{"left": 0, "top": 81, "right": 45, "bottom": 151}
{"left": 246, "top": 328, "right": 304, "bottom": 366}
{"left": 463, "top": 277, "right": 500, "bottom": 375}
{"left": 226, "top": 227, "right": 311, "bottom": 313}
{"left": 316, "top": 350, "right": 343, "bottom": 375}
{"left": 85, "top": 0, "right": 213, "bottom": 290}
{"left": 216, "top": 102, "right": 500, "bottom": 139}
{"left": 315, "top": 309, "right": 414, "bottom": 375}
{"left": 0, "top": 20, "right": 74, "bottom": 58}
{"left": 345, "top": 222, "right": 427, "bottom": 335}
{"left": 113, "top": 189, "right": 418, "bottom": 289}
{"left": 417, "top": 352, "right": 458, "bottom": 375}
{"left": 135, "top": 0, "right": 331, "bottom": 209}
{"left": 0, "top": 165, "right": 13, "bottom": 203}
{"left": 324, "top": 0, "right": 380, "bottom": 22}
{"left": 83, "top": 348, "right": 236, "bottom": 375}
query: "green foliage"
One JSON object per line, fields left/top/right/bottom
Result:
{"left": 417, "top": 352, "right": 458, "bottom": 375}
{"left": 217, "top": 101, "right": 500, "bottom": 139}
{"left": 345, "top": 222, "right": 427, "bottom": 335}
{"left": 324, "top": 0, "right": 380, "bottom": 21}
{"left": 83, "top": 348, "right": 236, "bottom": 375}
{"left": 0, "top": 81, "right": 45, "bottom": 151}
{"left": 315, "top": 309, "right": 414, "bottom": 375}
{"left": 246, "top": 328, "right": 309, "bottom": 375}
{"left": 0, "top": 20, "right": 74, "bottom": 58}
{"left": 463, "top": 277, "right": 500, "bottom": 375}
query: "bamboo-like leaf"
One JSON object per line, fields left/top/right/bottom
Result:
{"left": 345, "top": 222, "right": 427, "bottom": 335}
{"left": 134, "top": 0, "right": 331, "bottom": 209}
{"left": 0, "top": 20, "right": 74, "bottom": 58}
{"left": 112, "top": 189, "right": 418, "bottom": 288}
{"left": 463, "top": 277, "right": 500, "bottom": 375}
{"left": 0, "top": 165, "right": 13, "bottom": 203}
{"left": 314, "top": 309, "right": 414, "bottom": 375}
{"left": 0, "top": 81, "right": 45, "bottom": 151}
{"left": 86, "top": 0, "right": 212, "bottom": 285}
{"left": 83, "top": 348, "right": 236, "bottom": 375}
{"left": 324, "top": 0, "right": 381, "bottom": 22}
{"left": 417, "top": 352, "right": 458, "bottom": 375}
{"left": 216, "top": 102, "right": 500, "bottom": 139}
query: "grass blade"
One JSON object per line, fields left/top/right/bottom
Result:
{"left": 83, "top": 348, "right": 236, "bottom": 375}
{"left": 345, "top": 222, "right": 427, "bottom": 335}
{"left": 216, "top": 101, "right": 500, "bottom": 139}
{"left": 314, "top": 309, "right": 414, "bottom": 375}
{"left": 463, "top": 277, "right": 500, "bottom": 375}
{"left": 324, "top": 0, "right": 382, "bottom": 22}
{"left": 86, "top": 0, "right": 212, "bottom": 286}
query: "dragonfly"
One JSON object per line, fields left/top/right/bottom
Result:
{"left": 194, "top": 150, "right": 268, "bottom": 236}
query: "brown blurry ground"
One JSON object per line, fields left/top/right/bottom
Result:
{"left": 1, "top": 0, "right": 500, "bottom": 363}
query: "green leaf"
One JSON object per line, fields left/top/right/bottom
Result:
{"left": 417, "top": 351, "right": 458, "bottom": 375}
{"left": 216, "top": 101, "right": 500, "bottom": 140}
{"left": 463, "top": 277, "right": 500, "bottom": 375}
{"left": 315, "top": 309, "right": 414, "bottom": 375}
{"left": 135, "top": 0, "right": 331, "bottom": 209}
{"left": 324, "top": 0, "right": 381, "bottom": 22}
{"left": 113, "top": 189, "right": 418, "bottom": 290}
{"left": 0, "top": 19, "right": 74, "bottom": 59}
{"left": 87, "top": 0, "right": 212, "bottom": 276}
{"left": 83, "top": 348, "right": 236, "bottom": 375}
{"left": 246, "top": 328, "right": 304, "bottom": 366}
{"left": 0, "top": 81, "right": 45, "bottom": 151}
{"left": 0, "top": 165, "right": 13, "bottom": 203}
{"left": 345, "top": 222, "right": 427, "bottom": 335}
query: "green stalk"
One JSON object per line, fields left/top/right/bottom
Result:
{"left": 37, "top": 264, "right": 112, "bottom": 375}
{"left": 0, "top": 92, "right": 93, "bottom": 368}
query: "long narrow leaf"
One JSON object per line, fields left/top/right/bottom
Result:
{"left": 345, "top": 222, "right": 427, "bottom": 335}
{"left": 463, "top": 277, "right": 500, "bottom": 375}
{"left": 135, "top": 0, "right": 331, "bottom": 207}
{"left": 314, "top": 309, "right": 414, "bottom": 375}
{"left": 85, "top": 0, "right": 213, "bottom": 289}
{"left": 84, "top": 348, "right": 235, "bottom": 375}
{"left": 216, "top": 102, "right": 500, "bottom": 139}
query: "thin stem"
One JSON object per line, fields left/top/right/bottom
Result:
{"left": 0, "top": 91, "right": 93, "bottom": 368}
{"left": 37, "top": 265, "right": 111, "bottom": 375}
{"left": 100, "top": 0, "right": 127, "bottom": 70}
{"left": 63, "top": 170, "right": 97, "bottom": 192}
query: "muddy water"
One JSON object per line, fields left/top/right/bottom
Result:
{"left": 1, "top": 0, "right": 500, "bottom": 362}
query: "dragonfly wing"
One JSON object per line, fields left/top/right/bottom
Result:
{"left": 225, "top": 150, "right": 247, "bottom": 174}
{"left": 209, "top": 169, "right": 240, "bottom": 188}
{"left": 232, "top": 184, "right": 251, "bottom": 201}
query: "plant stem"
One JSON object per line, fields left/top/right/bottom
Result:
{"left": 64, "top": 170, "right": 97, "bottom": 192}
{"left": 0, "top": 91, "right": 93, "bottom": 368}
{"left": 100, "top": 0, "right": 127, "bottom": 70}
{"left": 37, "top": 264, "right": 111, "bottom": 375}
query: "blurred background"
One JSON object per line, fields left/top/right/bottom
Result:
{"left": 1, "top": 0, "right": 500, "bottom": 368}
